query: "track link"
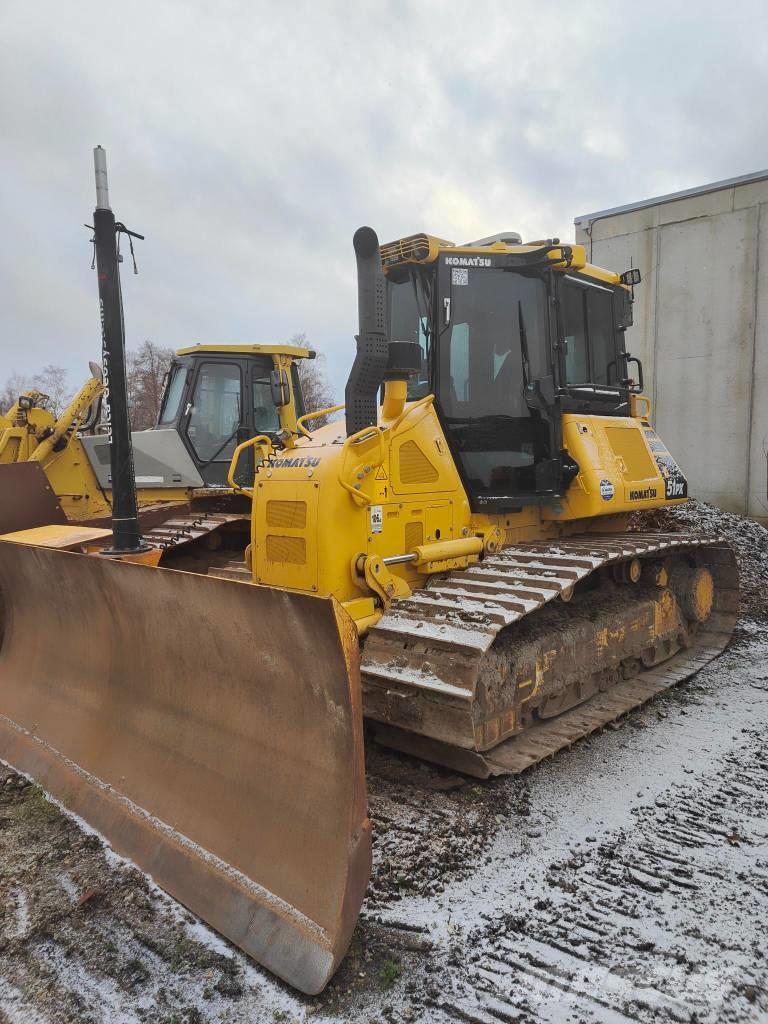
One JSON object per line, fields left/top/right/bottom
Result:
{"left": 362, "top": 532, "right": 739, "bottom": 777}
{"left": 142, "top": 509, "right": 247, "bottom": 552}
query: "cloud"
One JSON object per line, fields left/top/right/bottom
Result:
{"left": 1, "top": 0, "right": 766, "bottom": 396}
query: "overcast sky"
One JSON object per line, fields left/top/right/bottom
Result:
{"left": 1, "top": 0, "right": 766, "bottom": 398}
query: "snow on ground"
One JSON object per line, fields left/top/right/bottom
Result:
{"left": 1, "top": 502, "right": 767, "bottom": 1023}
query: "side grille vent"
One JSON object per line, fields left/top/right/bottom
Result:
{"left": 404, "top": 521, "right": 424, "bottom": 552}
{"left": 265, "top": 536, "right": 306, "bottom": 564}
{"left": 399, "top": 440, "right": 439, "bottom": 485}
{"left": 266, "top": 500, "right": 307, "bottom": 529}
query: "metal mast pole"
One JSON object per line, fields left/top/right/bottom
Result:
{"left": 92, "top": 145, "right": 148, "bottom": 554}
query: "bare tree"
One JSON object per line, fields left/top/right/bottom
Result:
{"left": 1, "top": 367, "right": 73, "bottom": 419}
{"left": 126, "top": 341, "right": 175, "bottom": 430}
{"left": 0, "top": 373, "right": 32, "bottom": 415}
{"left": 290, "top": 333, "right": 337, "bottom": 430}
{"left": 31, "top": 365, "right": 73, "bottom": 419}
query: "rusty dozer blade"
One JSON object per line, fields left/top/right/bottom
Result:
{"left": 0, "top": 540, "right": 371, "bottom": 994}
{"left": 0, "top": 462, "right": 67, "bottom": 534}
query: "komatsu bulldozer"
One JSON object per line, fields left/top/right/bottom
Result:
{"left": 0, "top": 342, "right": 313, "bottom": 556}
{"left": 225, "top": 226, "right": 738, "bottom": 776}
{"left": 0, "top": 149, "right": 738, "bottom": 995}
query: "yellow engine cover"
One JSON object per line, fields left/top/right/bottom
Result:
{"left": 545, "top": 413, "right": 688, "bottom": 521}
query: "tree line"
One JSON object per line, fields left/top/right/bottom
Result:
{"left": 1, "top": 334, "right": 336, "bottom": 431}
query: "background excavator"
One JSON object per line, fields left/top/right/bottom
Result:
{"left": 0, "top": 341, "right": 314, "bottom": 558}
{"left": 0, "top": 151, "right": 738, "bottom": 994}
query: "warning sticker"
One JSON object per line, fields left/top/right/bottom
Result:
{"left": 370, "top": 504, "right": 383, "bottom": 534}
{"left": 375, "top": 466, "right": 388, "bottom": 481}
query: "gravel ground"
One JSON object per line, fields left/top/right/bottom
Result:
{"left": 1, "top": 501, "right": 767, "bottom": 1024}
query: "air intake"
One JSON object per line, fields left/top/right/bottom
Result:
{"left": 379, "top": 233, "right": 454, "bottom": 269}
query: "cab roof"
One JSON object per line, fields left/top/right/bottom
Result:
{"left": 174, "top": 343, "right": 314, "bottom": 359}
{"left": 380, "top": 232, "right": 624, "bottom": 288}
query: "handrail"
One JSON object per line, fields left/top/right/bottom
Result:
{"left": 386, "top": 393, "right": 434, "bottom": 433}
{"left": 336, "top": 395, "right": 436, "bottom": 507}
{"left": 296, "top": 402, "right": 345, "bottom": 438}
{"left": 337, "top": 425, "right": 384, "bottom": 506}
{"left": 227, "top": 434, "right": 274, "bottom": 496}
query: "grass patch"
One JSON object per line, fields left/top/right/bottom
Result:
{"left": 16, "top": 784, "right": 59, "bottom": 822}
{"left": 379, "top": 958, "right": 402, "bottom": 988}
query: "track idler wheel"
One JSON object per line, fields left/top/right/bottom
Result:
{"left": 674, "top": 566, "right": 715, "bottom": 623}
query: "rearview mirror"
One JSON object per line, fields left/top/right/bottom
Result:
{"left": 270, "top": 368, "right": 290, "bottom": 407}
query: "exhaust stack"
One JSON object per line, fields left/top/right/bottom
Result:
{"left": 91, "top": 146, "right": 148, "bottom": 555}
{"left": 344, "top": 227, "right": 390, "bottom": 436}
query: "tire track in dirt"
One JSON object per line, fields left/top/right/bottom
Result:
{"left": 426, "top": 729, "right": 767, "bottom": 1024}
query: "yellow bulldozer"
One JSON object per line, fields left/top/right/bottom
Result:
{"left": 0, "top": 342, "right": 314, "bottom": 559}
{"left": 0, "top": 150, "right": 738, "bottom": 994}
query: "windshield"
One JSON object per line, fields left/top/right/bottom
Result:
{"left": 158, "top": 363, "right": 187, "bottom": 424}
{"left": 389, "top": 270, "right": 433, "bottom": 399}
{"left": 439, "top": 268, "right": 549, "bottom": 420}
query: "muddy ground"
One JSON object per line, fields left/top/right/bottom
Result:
{"left": 1, "top": 501, "right": 767, "bottom": 1023}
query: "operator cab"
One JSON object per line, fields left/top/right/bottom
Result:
{"left": 157, "top": 348, "right": 305, "bottom": 487}
{"left": 386, "top": 237, "right": 638, "bottom": 512}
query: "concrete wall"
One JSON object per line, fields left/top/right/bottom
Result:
{"left": 575, "top": 177, "right": 768, "bottom": 523}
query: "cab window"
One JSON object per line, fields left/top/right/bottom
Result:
{"left": 587, "top": 288, "right": 617, "bottom": 385}
{"left": 187, "top": 362, "right": 241, "bottom": 462}
{"left": 158, "top": 364, "right": 187, "bottom": 425}
{"left": 252, "top": 376, "right": 280, "bottom": 433}
{"left": 562, "top": 284, "right": 589, "bottom": 384}
{"left": 561, "top": 278, "right": 618, "bottom": 387}
{"left": 436, "top": 265, "right": 553, "bottom": 500}
{"left": 390, "top": 272, "right": 432, "bottom": 400}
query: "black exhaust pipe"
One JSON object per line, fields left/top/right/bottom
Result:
{"left": 345, "top": 227, "right": 390, "bottom": 436}
{"left": 91, "top": 146, "right": 149, "bottom": 555}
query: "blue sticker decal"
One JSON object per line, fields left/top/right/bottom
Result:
{"left": 599, "top": 479, "right": 615, "bottom": 501}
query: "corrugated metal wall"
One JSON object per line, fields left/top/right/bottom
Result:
{"left": 575, "top": 177, "right": 768, "bottom": 524}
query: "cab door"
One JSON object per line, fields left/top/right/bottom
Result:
{"left": 236, "top": 359, "right": 282, "bottom": 487}
{"left": 182, "top": 358, "right": 245, "bottom": 487}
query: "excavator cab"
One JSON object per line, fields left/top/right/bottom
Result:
{"left": 153, "top": 347, "right": 307, "bottom": 487}
{"left": 385, "top": 235, "right": 639, "bottom": 512}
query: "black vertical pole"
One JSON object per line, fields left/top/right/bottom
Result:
{"left": 92, "top": 145, "right": 148, "bottom": 554}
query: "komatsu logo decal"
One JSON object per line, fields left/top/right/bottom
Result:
{"left": 630, "top": 487, "right": 657, "bottom": 501}
{"left": 445, "top": 255, "right": 492, "bottom": 268}
{"left": 271, "top": 456, "right": 321, "bottom": 468}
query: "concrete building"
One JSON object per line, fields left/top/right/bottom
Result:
{"left": 575, "top": 171, "right": 768, "bottom": 524}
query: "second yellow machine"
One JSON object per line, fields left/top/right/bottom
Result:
{"left": 0, "top": 342, "right": 312, "bottom": 555}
